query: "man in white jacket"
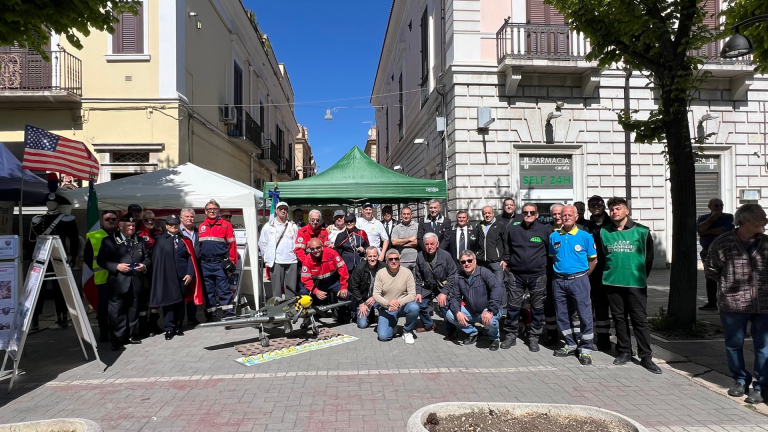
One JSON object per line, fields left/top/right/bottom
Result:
{"left": 258, "top": 202, "right": 299, "bottom": 299}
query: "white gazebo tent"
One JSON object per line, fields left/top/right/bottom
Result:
{"left": 59, "top": 163, "right": 263, "bottom": 307}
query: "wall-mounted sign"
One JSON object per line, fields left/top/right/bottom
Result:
{"left": 519, "top": 155, "right": 573, "bottom": 189}
{"left": 695, "top": 156, "right": 720, "bottom": 173}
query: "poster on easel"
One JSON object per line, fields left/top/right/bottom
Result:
{"left": 0, "top": 263, "right": 17, "bottom": 349}
{"left": 1, "top": 235, "right": 103, "bottom": 391}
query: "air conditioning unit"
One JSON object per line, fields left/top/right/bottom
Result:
{"left": 219, "top": 106, "right": 238, "bottom": 124}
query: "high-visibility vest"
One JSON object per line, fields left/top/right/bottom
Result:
{"left": 87, "top": 230, "right": 109, "bottom": 285}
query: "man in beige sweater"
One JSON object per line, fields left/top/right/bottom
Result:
{"left": 373, "top": 249, "right": 419, "bottom": 344}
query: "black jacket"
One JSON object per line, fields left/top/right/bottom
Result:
{"left": 585, "top": 213, "right": 611, "bottom": 273}
{"left": 417, "top": 215, "right": 452, "bottom": 250}
{"left": 475, "top": 218, "right": 509, "bottom": 264}
{"left": 97, "top": 232, "right": 151, "bottom": 295}
{"left": 506, "top": 220, "right": 552, "bottom": 277}
{"left": 449, "top": 266, "right": 504, "bottom": 316}
{"left": 440, "top": 225, "right": 479, "bottom": 262}
{"left": 334, "top": 228, "right": 369, "bottom": 272}
{"left": 413, "top": 249, "right": 457, "bottom": 296}
{"left": 149, "top": 233, "right": 195, "bottom": 307}
{"left": 499, "top": 212, "right": 523, "bottom": 230}
{"left": 348, "top": 261, "right": 386, "bottom": 301}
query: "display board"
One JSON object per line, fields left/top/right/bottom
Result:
{"left": 232, "top": 229, "right": 251, "bottom": 313}
{"left": 0, "top": 235, "right": 19, "bottom": 351}
{"left": 1, "top": 235, "right": 103, "bottom": 391}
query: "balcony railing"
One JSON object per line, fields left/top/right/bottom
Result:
{"left": 496, "top": 23, "right": 590, "bottom": 63}
{"left": 690, "top": 38, "right": 753, "bottom": 65}
{"left": 259, "top": 138, "right": 279, "bottom": 167}
{"left": 278, "top": 157, "right": 291, "bottom": 175}
{"left": 419, "top": 77, "right": 429, "bottom": 108}
{"left": 227, "top": 110, "right": 261, "bottom": 148}
{"left": 0, "top": 50, "right": 82, "bottom": 96}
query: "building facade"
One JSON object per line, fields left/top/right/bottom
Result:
{"left": 371, "top": 0, "right": 765, "bottom": 265}
{"left": 364, "top": 126, "right": 378, "bottom": 162}
{"left": 0, "top": 0, "right": 299, "bottom": 190}
{"left": 294, "top": 125, "right": 316, "bottom": 180}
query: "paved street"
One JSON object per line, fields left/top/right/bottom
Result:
{"left": 1, "top": 269, "right": 767, "bottom": 431}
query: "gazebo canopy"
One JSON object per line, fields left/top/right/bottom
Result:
{"left": 263, "top": 147, "right": 447, "bottom": 205}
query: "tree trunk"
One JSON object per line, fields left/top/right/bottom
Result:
{"left": 661, "top": 88, "right": 699, "bottom": 330}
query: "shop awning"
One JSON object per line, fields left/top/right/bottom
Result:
{"left": 263, "top": 147, "right": 447, "bottom": 205}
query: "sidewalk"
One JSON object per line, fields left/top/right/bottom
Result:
{"left": 0, "top": 273, "right": 766, "bottom": 431}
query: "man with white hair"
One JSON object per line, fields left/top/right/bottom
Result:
{"left": 180, "top": 208, "right": 201, "bottom": 325}
{"left": 357, "top": 203, "right": 389, "bottom": 261}
{"left": 413, "top": 232, "right": 457, "bottom": 337}
{"left": 295, "top": 209, "right": 329, "bottom": 262}
{"left": 198, "top": 199, "right": 237, "bottom": 321}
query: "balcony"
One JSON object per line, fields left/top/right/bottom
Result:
{"left": 228, "top": 110, "right": 261, "bottom": 149}
{"left": 693, "top": 38, "right": 755, "bottom": 80}
{"left": 496, "top": 22, "right": 595, "bottom": 75}
{"left": 259, "top": 138, "right": 279, "bottom": 169}
{"left": 0, "top": 50, "right": 82, "bottom": 103}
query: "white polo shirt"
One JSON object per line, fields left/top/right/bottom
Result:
{"left": 356, "top": 217, "right": 389, "bottom": 249}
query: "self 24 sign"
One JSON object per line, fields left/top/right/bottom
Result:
{"left": 522, "top": 176, "right": 572, "bottom": 186}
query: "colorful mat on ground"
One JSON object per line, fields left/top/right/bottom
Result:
{"left": 234, "top": 331, "right": 358, "bottom": 366}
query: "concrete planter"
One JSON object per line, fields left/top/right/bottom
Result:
{"left": 0, "top": 418, "right": 101, "bottom": 432}
{"left": 407, "top": 402, "right": 647, "bottom": 432}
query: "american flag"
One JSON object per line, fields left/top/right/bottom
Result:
{"left": 22, "top": 125, "right": 99, "bottom": 181}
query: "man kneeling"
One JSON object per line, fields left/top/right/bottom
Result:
{"left": 446, "top": 251, "right": 504, "bottom": 351}
{"left": 300, "top": 238, "right": 350, "bottom": 326}
{"left": 373, "top": 249, "right": 419, "bottom": 343}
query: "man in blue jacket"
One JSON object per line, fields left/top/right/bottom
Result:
{"left": 446, "top": 250, "right": 504, "bottom": 351}
{"left": 502, "top": 203, "right": 552, "bottom": 352}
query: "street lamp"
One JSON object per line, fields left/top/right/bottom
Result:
{"left": 720, "top": 14, "right": 768, "bottom": 58}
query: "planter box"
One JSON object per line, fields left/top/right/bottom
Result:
{"left": 407, "top": 402, "right": 647, "bottom": 432}
{"left": 0, "top": 418, "right": 101, "bottom": 432}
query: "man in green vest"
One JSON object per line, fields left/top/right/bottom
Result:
{"left": 600, "top": 197, "right": 660, "bottom": 374}
{"left": 84, "top": 210, "right": 118, "bottom": 342}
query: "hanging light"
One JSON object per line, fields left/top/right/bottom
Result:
{"left": 324, "top": 109, "right": 333, "bottom": 121}
{"left": 720, "top": 32, "right": 753, "bottom": 58}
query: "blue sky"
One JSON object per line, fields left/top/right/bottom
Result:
{"left": 243, "top": 1, "right": 392, "bottom": 173}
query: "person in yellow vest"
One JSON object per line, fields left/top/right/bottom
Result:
{"left": 83, "top": 210, "right": 118, "bottom": 342}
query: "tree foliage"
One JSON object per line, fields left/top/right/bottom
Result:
{"left": 0, "top": 0, "right": 139, "bottom": 58}
{"left": 545, "top": 0, "right": 723, "bottom": 329}
{"left": 724, "top": 0, "right": 768, "bottom": 73}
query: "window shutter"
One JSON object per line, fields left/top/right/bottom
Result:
{"left": 113, "top": 3, "right": 143, "bottom": 54}
{"left": 420, "top": 8, "right": 429, "bottom": 82}
{"left": 700, "top": 0, "right": 719, "bottom": 30}
{"left": 527, "top": 0, "right": 564, "bottom": 25}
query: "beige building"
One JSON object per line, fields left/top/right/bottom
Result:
{"left": 0, "top": 0, "right": 299, "bottom": 190}
{"left": 364, "top": 126, "right": 377, "bottom": 162}
{"left": 293, "top": 125, "right": 316, "bottom": 179}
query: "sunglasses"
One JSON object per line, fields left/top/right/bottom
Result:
{"left": 589, "top": 203, "right": 604, "bottom": 208}
{"left": 144, "top": 218, "right": 155, "bottom": 223}
{"left": 522, "top": 211, "right": 537, "bottom": 216}
{"left": 103, "top": 217, "right": 117, "bottom": 222}
{"left": 345, "top": 221, "right": 355, "bottom": 224}
{"left": 460, "top": 259, "right": 474, "bottom": 265}
{"left": 387, "top": 257, "right": 400, "bottom": 262}
{"left": 308, "top": 246, "right": 323, "bottom": 252}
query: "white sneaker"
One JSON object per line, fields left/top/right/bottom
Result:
{"left": 402, "top": 331, "right": 415, "bottom": 344}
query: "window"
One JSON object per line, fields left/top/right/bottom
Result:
{"left": 232, "top": 61, "right": 243, "bottom": 135}
{"left": 112, "top": 152, "right": 150, "bottom": 163}
{"left": 420, "top": 7, "right": 429, "bottom": 83}
{"left": 398, "top": 73, "right": 404, "bottom": 140}
{"left": 113, "top": 3, "right": 144, "bottom": 54}
{"left": 695, "top": 156, "right": 720, "bottom": 218}
{"left": 526, "top": 0, "right": 564, "bottom": 25}
{"left": 259, "top": 101, "right": 265, "bottom": 127}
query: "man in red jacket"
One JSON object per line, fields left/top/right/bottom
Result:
{"left": 295, "top": 209, "right": 329, "bottom": 261}
{"left": 300, "top": 238, "right": 350, "bottom": 325}
{"left": 198, "top": 199, "right": 237, "bottom": 321}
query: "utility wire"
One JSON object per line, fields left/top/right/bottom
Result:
{"left": 179, "top": 87, "right": 422, "bottom": 108}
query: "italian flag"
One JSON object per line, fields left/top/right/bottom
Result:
{"left": 82, "top": 181, "right": 100, "bottom": 309}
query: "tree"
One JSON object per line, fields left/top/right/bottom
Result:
{"left": 0, "top": 0, "right": 139, "bottom": 58}
{"left": 724, "top": 0, "right": 768, "bottom": 73}
{"left": 545, "top": 0, "right": 722, "bottom": 329}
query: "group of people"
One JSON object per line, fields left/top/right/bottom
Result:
{"left": 258, "top": 197, "right": 660, "bottom": 372}
{"left": 85, "top": 201, "right": 238, "bottom": 351}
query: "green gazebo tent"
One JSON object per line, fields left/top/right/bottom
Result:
{"left": 263, "top": 147, "right": 447, "bottom": 205}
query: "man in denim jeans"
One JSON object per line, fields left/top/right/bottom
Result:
{"left": 372, "top": 249, "right": 419, "bottom": 343}
{"left": 706, "top": 203, "right": 768, "bottom": 404}
{"left": 446, "top": 250, "right": 504, "bottom": 351}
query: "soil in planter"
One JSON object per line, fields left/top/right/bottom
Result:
{"left": 424, "top": 410, "right": 636, "bottom": 432}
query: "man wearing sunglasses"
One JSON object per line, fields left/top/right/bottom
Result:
{"left": 83, "top": 210, "right": 119, "bottom": 342}
{"left": 584, "top": 195, "right": 613, "bottom": 351}
{"left": 300, "top": 238, "right": 350, "bottom": 326}
{"left": 138, "top": 210, "right": 162, "bottom": 250}
{"left": 372, "top": 249, "right": 418, "bottom": 343}
{"left": 198, "top": 199, "right": 237, "bottom": 321}
{"left": 549, "top": 205, "right": 598, "bottom": 366}
{"left": 295, "top": 209, "right": 330, "bottom": 262}
{"left": 446, "top": 251, "right": 504, "bottom": 350}
{"left": 502, "top": 203, "right": 552, "bottom": 351}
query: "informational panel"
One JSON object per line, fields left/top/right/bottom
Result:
{"left": 519, "top": 155, "right": 573, "bottom": 189}
{"left": 1, "top": 235, "right": 103, "bottom": 391}
{"left": 0, "top": 235, "right": 18, "bottom": 260}
{"left": 0, "top": 263, "right": 17, "bottom": 349}
{"left": 232, "top": 229, "right": 251, "bottom": 312}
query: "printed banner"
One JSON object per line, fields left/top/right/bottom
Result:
{"left": 234, "top": 335, "right": 358, "bottom": 366}
{"left": 0, "top": 263, "right": 17, "bottom": 349}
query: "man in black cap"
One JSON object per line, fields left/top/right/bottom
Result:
{"left": 150, "top": 216, "right": 202, "bottom": 340}
{"left": 128, "top": 203, "right": 143, "bottom": 222}
{"left": 381, "top": 206, "right": 398, "bottom": 243}
{"left": 584, "top": 195, "right": 613, "bottom": 351}
{"left": 97, "top": 215, "right": 151, "bottom": 350}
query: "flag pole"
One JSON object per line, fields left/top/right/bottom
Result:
{"left": 18, "top": 174, "right": 24, "bottom": 283}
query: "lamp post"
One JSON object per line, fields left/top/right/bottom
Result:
{"left": 720, "top": 14, "right": 768, "bottom": 58}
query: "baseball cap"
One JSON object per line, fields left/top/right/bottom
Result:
{"left": 587, "top": 195, "right": 605, "bottom": 205}
{"left": 276, "top": 201, "right": 289, "bottom": 209}
{"left": 127, "top": 203, "right": 142, "bottom": 212}
{"left": 382, "top": 205, "right": 393, "bottom": 214}
{"left": 333, "top": 210, "right": 345, "bottom": 218}
{"left": 119, "top": 214, "right": 135, "bottom": 223}
{"left": 166, "top": 215, "right": 181, "bottom": 225}
{"left": 362, "top": 202, "right": 373, "bottom": 209}
{"left": 344, "top": 213, "right": 356, "bottom": 223}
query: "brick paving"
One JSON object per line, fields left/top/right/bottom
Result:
{"left": 0, "top": 271, "right": 767, "bottom": 431}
